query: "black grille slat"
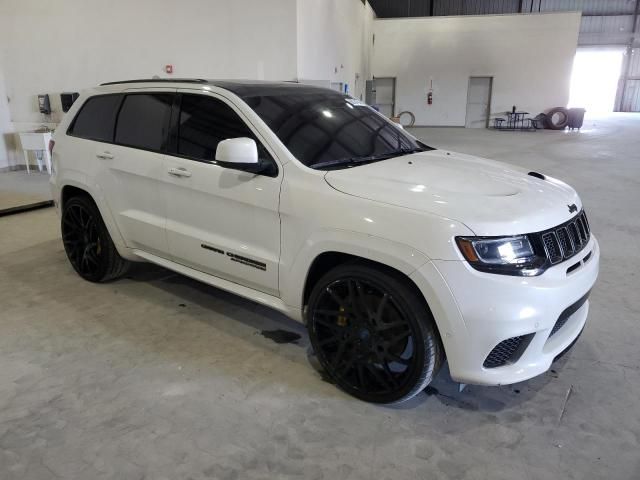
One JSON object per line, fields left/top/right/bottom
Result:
{"left": 542, "top": 232, "right": 562, "bottom": 264}
{"left": 483, "top": 335, "right": 533, "bottom": 368}
{"left": 568, "top": 223, "right": 581, "bottom": 248}
{"left": 557, "top": 227, "right": 572, "bottom": 256}
{"left": 581, "top": 212, "right": 590, "bottom": 234}
{"left": 576, "top": 217, "right": 588, "bottom": 242}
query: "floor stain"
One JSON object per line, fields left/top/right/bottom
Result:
{"left": 424, "top": 386, "right": 439, "bottom": 396}
{"left": 260, "top": 329, "right": 302, "bottom": 344}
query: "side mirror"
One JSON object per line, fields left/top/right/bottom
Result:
{"left": 215, "top": 137, "right": 274, "bottom": 176}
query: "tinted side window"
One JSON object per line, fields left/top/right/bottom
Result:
{"left": 68, "top": 95, "right": 121, "bottom": 142}
{"left": 177, "top": 94, "right": 268, "bottom": 162}
{"left": 115, "top": 94, "right": 173, "bottom": 151}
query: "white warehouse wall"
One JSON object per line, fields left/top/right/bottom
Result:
{"left": 372, "top": 12, "right": 581, "bottom": 126}
{"left": 296, "top": 0, "right": 375, "bottom": 100}
{"left": 0, "top": 0, "right": 298, "bottom": 128}
{"left": 0, "top": 0, "right": 377, "bottom": 167}
{"left": 0, "top": 69, "right": 15, "bottom": 170}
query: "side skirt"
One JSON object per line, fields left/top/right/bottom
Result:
{"left": 132, "top": 249, "right": 301, "bottom": 321}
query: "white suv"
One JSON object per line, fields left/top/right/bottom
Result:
{"left": 50, "top": 79, "right": 599, "bottom": 404}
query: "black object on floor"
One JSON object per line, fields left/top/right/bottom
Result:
{"left": 0, "top": 200, "right": 54, "bottom": 218}
{"left": 260, "top": 329, "right": 302, "bottom": 344}
{"left": 568, "top": 108, "right": 586, "bottom": 130}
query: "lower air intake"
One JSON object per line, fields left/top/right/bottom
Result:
{"left": 483, "top": 334, "right": 533, "bottom": 368}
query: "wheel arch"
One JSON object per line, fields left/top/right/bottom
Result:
{"left": 60, "top": 184, "right": 93, "bottom": 207}
{"left": 58, "top": 181, "right": 133, "bottom": 260}
{"left": 302, "top": 251, "right": 430, "bottom": 312}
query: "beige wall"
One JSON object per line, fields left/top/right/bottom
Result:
{"left": 372, "top": 12, "right": 581, "bottom": 126}
{"left": 0, "top": 0, "right": 377, "bottom": 166}
{"left": 0, "top": 0, "right": 299, "bottom": 126}
{"left": 296, "top": 0, "right": 375, "bottom": 100}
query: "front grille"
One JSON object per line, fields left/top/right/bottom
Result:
{"left": 540, "top": 211, "right": 590, "bottom": 265}
{"left": 483, "top": 334, "right": 533, "bottom": 368}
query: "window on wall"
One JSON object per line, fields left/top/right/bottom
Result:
{"left": 114, "top": 93, "right": 173, "bottom": 151}
{"left": 176, "top": 94, "right": 269, "bottom": 163}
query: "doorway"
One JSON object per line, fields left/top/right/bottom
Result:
{"left": 569, "top": 49, "right": 624, "bottom": 112}
{"left": 465, "top": 77, "right": 493, "bottom": 128}
{"left": 372, "top": 77, "right": 396, "bottom": 117}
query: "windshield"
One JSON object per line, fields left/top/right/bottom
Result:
{"left": 243, "top": 91, "right": 431, "bottom": 169}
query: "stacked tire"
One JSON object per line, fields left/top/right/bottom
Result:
{"left": 544, "top": 107, "right": 570, "bottom": 130}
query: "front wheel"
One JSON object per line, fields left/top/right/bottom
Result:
{"left": 307, "top": 264, "right": 444, "bottom": 404}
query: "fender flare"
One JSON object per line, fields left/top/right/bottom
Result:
{"left": 58, "top": 176, "right": 133, "bottom": 260}
{"left": 279, "top": 228, "right": 431, "bottom": 310}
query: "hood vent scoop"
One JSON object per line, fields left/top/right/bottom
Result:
{"left": 528, "top": 171, "right": 546, "bottom": 180}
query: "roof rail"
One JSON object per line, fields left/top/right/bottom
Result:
{"left": 100, "top": 78, "right": 209, "bottom": 86}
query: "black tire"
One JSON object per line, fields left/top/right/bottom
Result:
{"left": 544, "top": 107, "right": 569, "bottom": 130}
{"left": 307, "top": 263, "right": 444, "bottom": 404}
{"left": 61, "top": 195, "right": 130, "bottom": 282}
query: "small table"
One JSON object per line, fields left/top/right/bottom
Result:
{"left": 506, "top": 111, "right": 529, "bottom": 130}
{"left": 18, "top": 130, "right": 53, "bottom": 174}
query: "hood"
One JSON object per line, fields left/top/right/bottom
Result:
{"left": 324, "top": 150, "right": 581, "bottom": 236}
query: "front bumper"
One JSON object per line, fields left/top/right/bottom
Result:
{"left": 410, "top": 235, "right": 600, "bottom": 386}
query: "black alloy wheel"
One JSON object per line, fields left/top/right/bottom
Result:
{"left": 61, "top": 196, "right": 129, "bottom": 282}
{"left": 307, "top": 264, "right": 443, "bottom": 404}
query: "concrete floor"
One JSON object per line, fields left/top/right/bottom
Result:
{"left": 0, "top": 114, "right": 639, "bottom": 479}
{"left": 0, "top": 171, "right": 52, "bottom": 211}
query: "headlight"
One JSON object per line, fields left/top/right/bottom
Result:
{"left": 455, "top": 235, "right": 547, "bottom": 276}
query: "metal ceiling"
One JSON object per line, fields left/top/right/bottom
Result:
{"left": 368, "top": 0, "right": 640, "bottom": 46}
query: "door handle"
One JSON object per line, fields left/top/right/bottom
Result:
{"left": 168, "top": 167, "right": 192, "bottom": 178}
{"left": 96, "top": 151, "right": 114, "bottom": 160}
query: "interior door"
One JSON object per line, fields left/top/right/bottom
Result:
{"left": 163, "top": 92, "right": 281, "bottom": 296}
{"left": 93, "top": 89, "right": 175, "bottom": 256}
{"left": 465, "top": 77, "right": 492, "bottom": 128}
{"left": 373, "top": 77, "right": 396, "bottom": 117}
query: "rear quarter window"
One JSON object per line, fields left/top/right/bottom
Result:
{"left": 67, "top": 94, "right": 122, "bottom": 142}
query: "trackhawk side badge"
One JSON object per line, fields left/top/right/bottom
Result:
{"left": 201, "top": 243, "right": 267, "bottom": 271}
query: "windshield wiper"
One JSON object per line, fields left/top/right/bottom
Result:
{"left": 311, "top": 148, "right": 424, "bottom": 170}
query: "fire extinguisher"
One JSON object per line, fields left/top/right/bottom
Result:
{"left": 427, "top": 79, "right": 433, "bottom": 106}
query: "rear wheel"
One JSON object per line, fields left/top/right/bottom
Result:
{"left": 61, "top": 196, "right": 130, "bottom": 282}
{"left": 307, "top": 264, "right": 444, "bottom": 404}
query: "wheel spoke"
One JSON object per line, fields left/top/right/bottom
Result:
{"left": 325, "top": 286, "right": 344, "bottom": 306}
{"left": 347, "top": 280, "right": 358, "bottom": 313}
{"left": 334, "top": 352, "right": 357, "bottom": 378}
{"left": 314, "top": 316, "right": 347, "bottom": 333}
{"left": 375, "top": 293, "right": 389, "bottom": 322}
{"left": 317, "top": 334, "right": 341, "bottom": 347}
{"left": 379, "top": 356, "right": 399, "bottom": 388}
{"left": 85, "top": 250, "right": 99, "bottom": 266}
{"left": 388, "top": 330, "right": 411, "bottom": 346}
{"left": 355, "top": 363, "right": 366, "bottom": 390}
{"left": 330, "top": 341, "right": 348, "bottom": 369}
{"left": 365, "top": 363, "right": 392, "bottom": 392}
{"left": 385, "top": 352, "right": 410, "bottom": 366}
{"left": 314, "top": 309, "right": 343, "bottom": 318}
{"left": 375, "top": 320, "right": 407, "bottom": 333}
